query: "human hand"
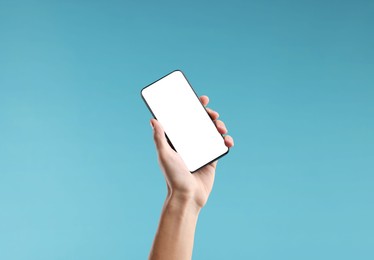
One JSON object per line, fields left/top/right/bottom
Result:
{"left": 150, "top": 95, "right": 234, "bottom": 209}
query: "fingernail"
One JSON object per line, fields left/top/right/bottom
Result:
{"left": 150, "top": 120, "right": 154, "bottom": 129}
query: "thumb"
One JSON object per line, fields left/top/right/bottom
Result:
{"left": 150, "top": 119, "right": 169, "bottom": 152}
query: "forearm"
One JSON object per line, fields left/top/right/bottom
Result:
{"left": 149, "top": 193, "right": 201, "bottom": 260}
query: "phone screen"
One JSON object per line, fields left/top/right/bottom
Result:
{"left": 141, "top": 70, "right": 229, "bottom": 172}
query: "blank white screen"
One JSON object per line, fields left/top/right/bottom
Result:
{"left": 141, "top": 71, "right": 228, "bottom": 172}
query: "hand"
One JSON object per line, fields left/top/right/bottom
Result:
{"left": 150, "top": 95, "right": 234, "bottom": 209}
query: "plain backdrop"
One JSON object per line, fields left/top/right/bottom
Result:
{"left": 0, "top": 0, "right": 373, "bottom": 259}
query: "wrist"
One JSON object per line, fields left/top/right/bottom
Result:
{"left": 165, "top": 191, "right": 202, "bottom": 217}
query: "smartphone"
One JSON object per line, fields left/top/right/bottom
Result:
{"left": 141, "top": 70, "right": 229, "bottom": 172}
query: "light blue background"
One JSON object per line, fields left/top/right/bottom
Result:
{"left": 1, "top": 0, "right": 373, "bottom": 259}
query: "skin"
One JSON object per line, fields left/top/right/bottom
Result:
{"left": 148, "top": 95, "right": 234, "bottom": 260}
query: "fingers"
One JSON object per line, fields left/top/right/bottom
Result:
{"left": 224, "top": 135, "right": 234, "bottom": 147}
{"left": 215, "top": 120, "right": 227, "bottom": 134}
{"left": 150, "top": 119, "right": 170, "bottom": 153}
{"left": 214, "top": 118, "right": 235, "bottom": 148}
{"left": 199, "top": 95, "right": 209, "bottom": 106}
{"left": 200, "top": 96, "right": 219, "bottom": 121}
{"left": 206, "top": 108, "right": 219, "bottom": 121}
{"left": 199, "top": 95, "right": 234, "bottom": 147}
